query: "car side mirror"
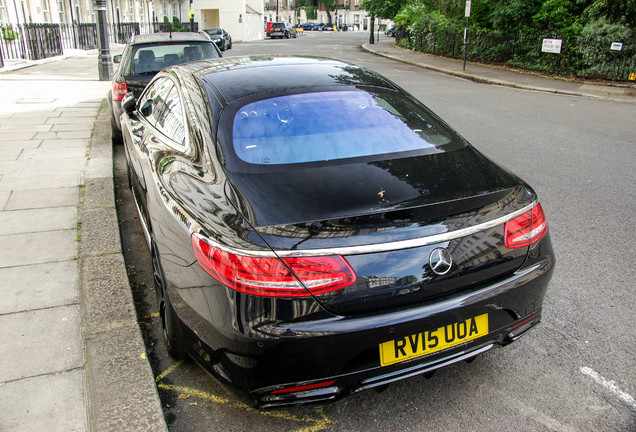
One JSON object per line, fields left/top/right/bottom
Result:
{"left": 113, "top": 54, "right": 122, "bottom": 64}
{"left": 140, "top": 99, "right": 153, "bottom": 117}
{"left": 122, "top": 93, "right": 137, "bottom": 115}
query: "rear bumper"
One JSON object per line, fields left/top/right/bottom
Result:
{"left": 172, "top": 239, "right": 554, "bottom": 408}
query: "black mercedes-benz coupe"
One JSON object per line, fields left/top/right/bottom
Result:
{"left": 120, "top": 56, "right": 555, "bottom": 408}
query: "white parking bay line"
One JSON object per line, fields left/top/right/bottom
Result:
{"left": 580, "top": 366, "right": 636, "bottom": 410}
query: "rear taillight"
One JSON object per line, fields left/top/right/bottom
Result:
{"left": 191, "top": 234, "right": 356, "bottom": 297}
{"left": 112, "top": 82, "right": 128, "bottom": 102}
{"left": 504, "top": 203, "right": 548, "bottom": 248}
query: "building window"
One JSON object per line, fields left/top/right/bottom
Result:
{"left": 171, "top": 2, "right": 178, "bottom": 20}
{"left": 1, "top": 1, "right": 9, "bottom": 25}
{"left": 57, "top": 0, "right": 66, "bottom": 23}
{"left": 139, "top": 1, "right": 145, "bottom": 24}
{"left": 354, "top": 0, "right": 359, "bottom": 6}
{"left": 41, "top": 0, "right": 51, "bottom": 22}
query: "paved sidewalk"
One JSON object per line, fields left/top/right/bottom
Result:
{"left": 364, "top": 36, "right": 636, "bottom": 101}
{"left": 0, "top": 50, "right": 166, "bottom": 431}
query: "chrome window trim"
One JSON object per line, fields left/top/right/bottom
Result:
{"left": 193, "top": 201, "right": 537, "bottom": 258}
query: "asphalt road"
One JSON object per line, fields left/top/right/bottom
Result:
{"left": 115, "top": 31, "right": 636, "bottom": 431}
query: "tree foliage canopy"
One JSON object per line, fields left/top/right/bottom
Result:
{"left": 363, "top": 0, "right": 634, "bottom": 32}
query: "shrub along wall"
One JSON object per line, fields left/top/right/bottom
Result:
{"left": 395, "top": 24, "right": 635, "bottom": 81}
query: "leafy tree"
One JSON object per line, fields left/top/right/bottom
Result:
{"left": 362, "top": 0, "right": 407, "bottom": 20}
{"left": 301, "top": 0, "right": 336, "bottom": 25}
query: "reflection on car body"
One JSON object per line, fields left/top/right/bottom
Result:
{"left": 120, "top": 56, "right": 555, "bottom": 408}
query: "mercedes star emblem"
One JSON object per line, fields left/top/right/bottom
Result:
{"left": 429, "top": 248, "right": 453, "bottom": 275}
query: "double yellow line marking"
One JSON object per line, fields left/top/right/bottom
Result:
{"left": 156, "top": 360, "right": 335, "bottom": 432}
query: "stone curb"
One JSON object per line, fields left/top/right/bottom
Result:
{"left": 78, "top": 102, "right": 168, "bottom": 432}
{"left": 361, "top": 43, "right": 635, "bottom": 101}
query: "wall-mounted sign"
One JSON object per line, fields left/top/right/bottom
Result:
{"left": 610, "top": 42, "right": 623, "bottom": 51}
{"left": 542, "top": 39, "right": 562, "bottom": 54}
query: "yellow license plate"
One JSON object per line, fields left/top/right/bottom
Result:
{"left": 379, "top": 313, "right": 489, "bottom": 367}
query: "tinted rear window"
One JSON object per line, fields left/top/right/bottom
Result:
{"left": 128, "top": 42, "right": 219, "bottom": 75}
{"left": 232, "top": 90, "right": 456, "bottom": 165}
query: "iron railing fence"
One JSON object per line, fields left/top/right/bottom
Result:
{"left": 1, "top": 21, "right": 199, "bottom": 63}
{"left": 396, "top": 28, "right": 635, "bottom": 81}
{"left": 1, "top": 24, "right": 63, "bottom": 61}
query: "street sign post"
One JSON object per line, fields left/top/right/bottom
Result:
{"left": 463, "top": 0, "right": 471, "bottom": 71}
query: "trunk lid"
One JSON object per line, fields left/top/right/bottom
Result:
{"left": 226, "top": 148, "right": 534, "bottom": 315}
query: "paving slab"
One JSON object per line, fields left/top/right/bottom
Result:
{"left": 20, "top": 147, "right": 86, "bottom": 160}
{"left": 0, "top": 171, "right": 82, "bottom": 191}
{"left": 40, "top": 138, "right": 89, "bottom": 149}
{"left": 0, "top": 230, "right": 77, "bottom": 267}
{"left": 0, "top": 159, "right": 27, "bottom": 173}
{"left": 0, "top": 369, "right": 86, "bottom": 432}
{"left": 46, "top": 116, "right": 101, "bottom": 125}
{"left": 51, "top": 123, "right": 94, "bottom": 132}
{"left": 0, "top": 304, "right": 83, "bottom": 382}
{"left": 10, "top": 110, "right": 61, "bottom": 119}
{"left": 0, "top": 148, "right": 23, "bottom": 161}
{"left": 0, "top": 140, "right": 42, "bottom": 150}
{"left": 0, "top": 261, "right": 78, "bottom": 314}
{"left": 0, "top": 124, "right": 53, "bottom": 132}
{"left": 0, "top": 206, "right": 77, "bottom": 235}
{"left": 5, "top": 187, "right": 79, "bottom": 210}
{"left": 59, "top": 109, "right": 100, "bottom": 117}
{"left": 24, "top": 157, "right": 86, "bottom": 173}
{"left": 0, "top": 190, "right": 9, "bottom": 209}
{"left": 0, "top": 131, "right": 36, "bottom": 141}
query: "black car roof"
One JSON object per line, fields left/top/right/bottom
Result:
{"left": 172, "top": 56, "right": 399, "bottom": 102}
{"left": 130, "top": 32, "right": 210, "bottom": 45}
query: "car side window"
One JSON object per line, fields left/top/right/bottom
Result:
{"left": 138, "top": 78, "right": 173, "bottom": 128}
{"left": 155, "top": 85, "right": 186, "bottom": 146}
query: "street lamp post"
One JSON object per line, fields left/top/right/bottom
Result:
{"left": 463, "top": 0, "right": 471, "bottom": 71}
{"left": 94, "top": 0, "right": 112, "bottom": 81}
{"left": 189, "top": 0, "right": 194, "bottom": 31}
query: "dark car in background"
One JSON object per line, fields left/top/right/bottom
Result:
{"left": 269, "top": 22, "right": 297, "bottom": 38}
{"left": 108, "top": 32, "right": 221, "bottom": 144}
{"left": 120, "top": 56, "right": 554, "bottom": 408}
{"left": 201, "top": 28, "right": 232, "bottom": 51}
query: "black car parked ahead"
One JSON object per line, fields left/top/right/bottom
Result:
{"left": 108, "top": 32, "right": 221, "bottom": 144}
{"left": 269, "top": 22, "right": 297, "bottom": 38}
{"left": 201, "top": 28, "right": 232, "bottom": 51}
{"left": 120, "top": 56, "right": 554, "bottom": 408}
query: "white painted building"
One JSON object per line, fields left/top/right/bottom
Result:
{"left": 194, "top": 0, "right": 263, "bottom": 42}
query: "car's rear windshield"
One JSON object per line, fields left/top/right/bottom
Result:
{"left": 271, "top": 23, "right": 286, "bottom": 29}
{"left": 127, "top": 42, "right": 219, "bottom": 75}
{"left": 231, "top": 90, "right": 457, "bottom": 166}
